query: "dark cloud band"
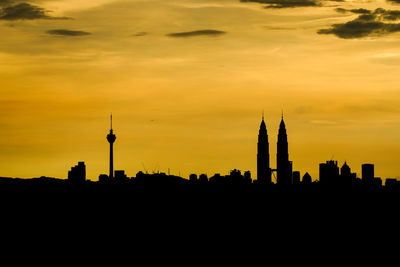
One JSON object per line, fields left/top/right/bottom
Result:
{"left": 0, "top": 2, "right": 48, "bottom": 20}
{"left": 132, "top": 32, "right": 147, "bottom": 37}
{"left": 166, "top": 29, "right": 226, "bottom": 38}
{"left": 0, "top": 1, "right": 70, "bottom": 20}
{"left": 46, "top": 29, "right": 91, "bottom": 36}
{"left": 387, "top": 0, "right": 400, "bottom": 4}
{"left": 241, "top": 0, "right": 317, "bottom": 8}
{"left": 334, "top": 8, "right": 371, "bottom": 14}
{"left": 318, "top": 8, "right": 400, "bottom": 39}
{"left": 240, "top": 0, "right": 343, "bottom": 8}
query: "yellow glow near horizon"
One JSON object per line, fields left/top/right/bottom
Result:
{"left": 1, "top": 0, "right": 400, "bottom": 181}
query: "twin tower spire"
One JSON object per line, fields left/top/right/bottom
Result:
{"left": 257, "top": 113, "right": 292, "bottom": 185}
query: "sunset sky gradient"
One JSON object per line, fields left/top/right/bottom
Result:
{"left": 1, "top": 0, "right": 400, "bottom": 181}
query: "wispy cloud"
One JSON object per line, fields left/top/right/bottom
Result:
{"left": 132, "top": 32, "right": 147, "bottom": 37}
{"left": 166, "top": 29, "right": 226, "bottom": 38}
{"left": 310, "top": 120, "right": 338, "bottom": 125}
{"left": 387, "top": 0, "right": 400, "bottom": 4}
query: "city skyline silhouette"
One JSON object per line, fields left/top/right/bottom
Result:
{"left": 3, "top": 5, "right": 400, "bottom": 256}
{"left": 1, "top": 113, "right": 400, "bottom": 193}
{"left": 2, "top": 1, "right": 400, "bottom": 183}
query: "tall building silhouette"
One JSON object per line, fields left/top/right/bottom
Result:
{"left": 277, "top": 114, "right": 292, "bottom": 185}
{"left": 107, "top": 114, "right": 116, "bottom": 179}
{"left": 257, "top": 114, "right": 271, "bottom": 184}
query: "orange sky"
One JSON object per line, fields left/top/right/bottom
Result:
{"left": 1, "top": 0, "right": 400, "bottom": 181}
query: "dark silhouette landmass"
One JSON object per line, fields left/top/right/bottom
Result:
{"left": 0, "top": 176, "right": 66, "bottom": 185}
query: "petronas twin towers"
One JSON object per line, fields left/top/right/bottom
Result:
{"left": 257, "top": 114, "right": 293, "bottom": 185}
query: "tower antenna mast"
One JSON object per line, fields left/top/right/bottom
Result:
{"left": 107, "top": 114, "right": 117, "bottom": 178}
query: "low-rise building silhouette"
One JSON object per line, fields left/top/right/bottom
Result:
{"left": 199, "top": 174, "right": 208, "bottom": 184}
{"left": 293, "top": 171, "right": 300, "bottom": 185}
{"left": 189, "top": 174, "right": 198, "bottom": 183}
{"left": 208, "top": 170, "right": 251, "bottom": 184}
{"left": 115, "top": 170, "right": 129, "bottom": 181}
{"left": 99, "top": 174, "right": 109, "bottom": 183}
{"left": 385, "top": 178, "right": 400, "bottom": 189}
{"left": 133, "top": 171, "right": 189, "bottom": 184}
{"left": 68, "top": 162, "right": 86, "bottom": 183}
{"left": 362, "top": 164, "right": 374, "bottom": 184}
{"left": 319, "top": 160, "right": 339, "bottom": 184}
{"left": 302, "top": 172, "right": 312, "bottom": 184}
{"left": 340, "top": 162, "right": 357, "bottom": 184}
{"left": 209, "top": 173, "right": 222, "bottom": 184}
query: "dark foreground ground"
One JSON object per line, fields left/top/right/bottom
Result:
{"left": 1, "top": 176, "right": 398, "bottom": 228}
{"left": 1, "top": 180, "right": 399, "bottom": 211}
{"left": 0, "top": 179, "right": 398, "bottom": 265}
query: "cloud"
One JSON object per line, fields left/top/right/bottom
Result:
{"left": 334, "top": 8, "right": 371, "bottom": 14}
{"left": 334, "top": 8, "right": 347, "bottom": 13}
{"left": 240, "top": 0, "right": 318, "bottom": 8}
{"left": 46, "top": 29, "right": 91, "bottom": 36}
{"left": 0, "top": 1, "right": 70, "bottom": 20}
{"left": 318, "top": 8, "right": 400, "bottom": 38}
{"left": 132, "top": 32, "right": 147, "bottom": 37}
{"left": 0, "top": 2, "right": 48, "bottom": 20}
{"left": 240, "top": 0, "right": 344, "bottom": 8}
{"left": 335, "top": 7, "right": 400, "bottom": 19}
{"left": 350, "top": 8, "right": 372, "bottom": 14}
{"left": 166, "top": 29, "right": 226, "bottom": 38}
{"left": 387, "top": 0, "right": 400, "bottom": 4}
{"left": 318, "top": 21, "right": 392, "bottom": 39}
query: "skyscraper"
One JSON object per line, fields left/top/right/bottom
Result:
{"left": 107, "top": 114, "right": 116, "bottom": 179}
{"left": 257, "top": 114, "right": 271, "bottom": 184}
{"left": 277, "top": 114, "right": 292, "bottom": 185}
